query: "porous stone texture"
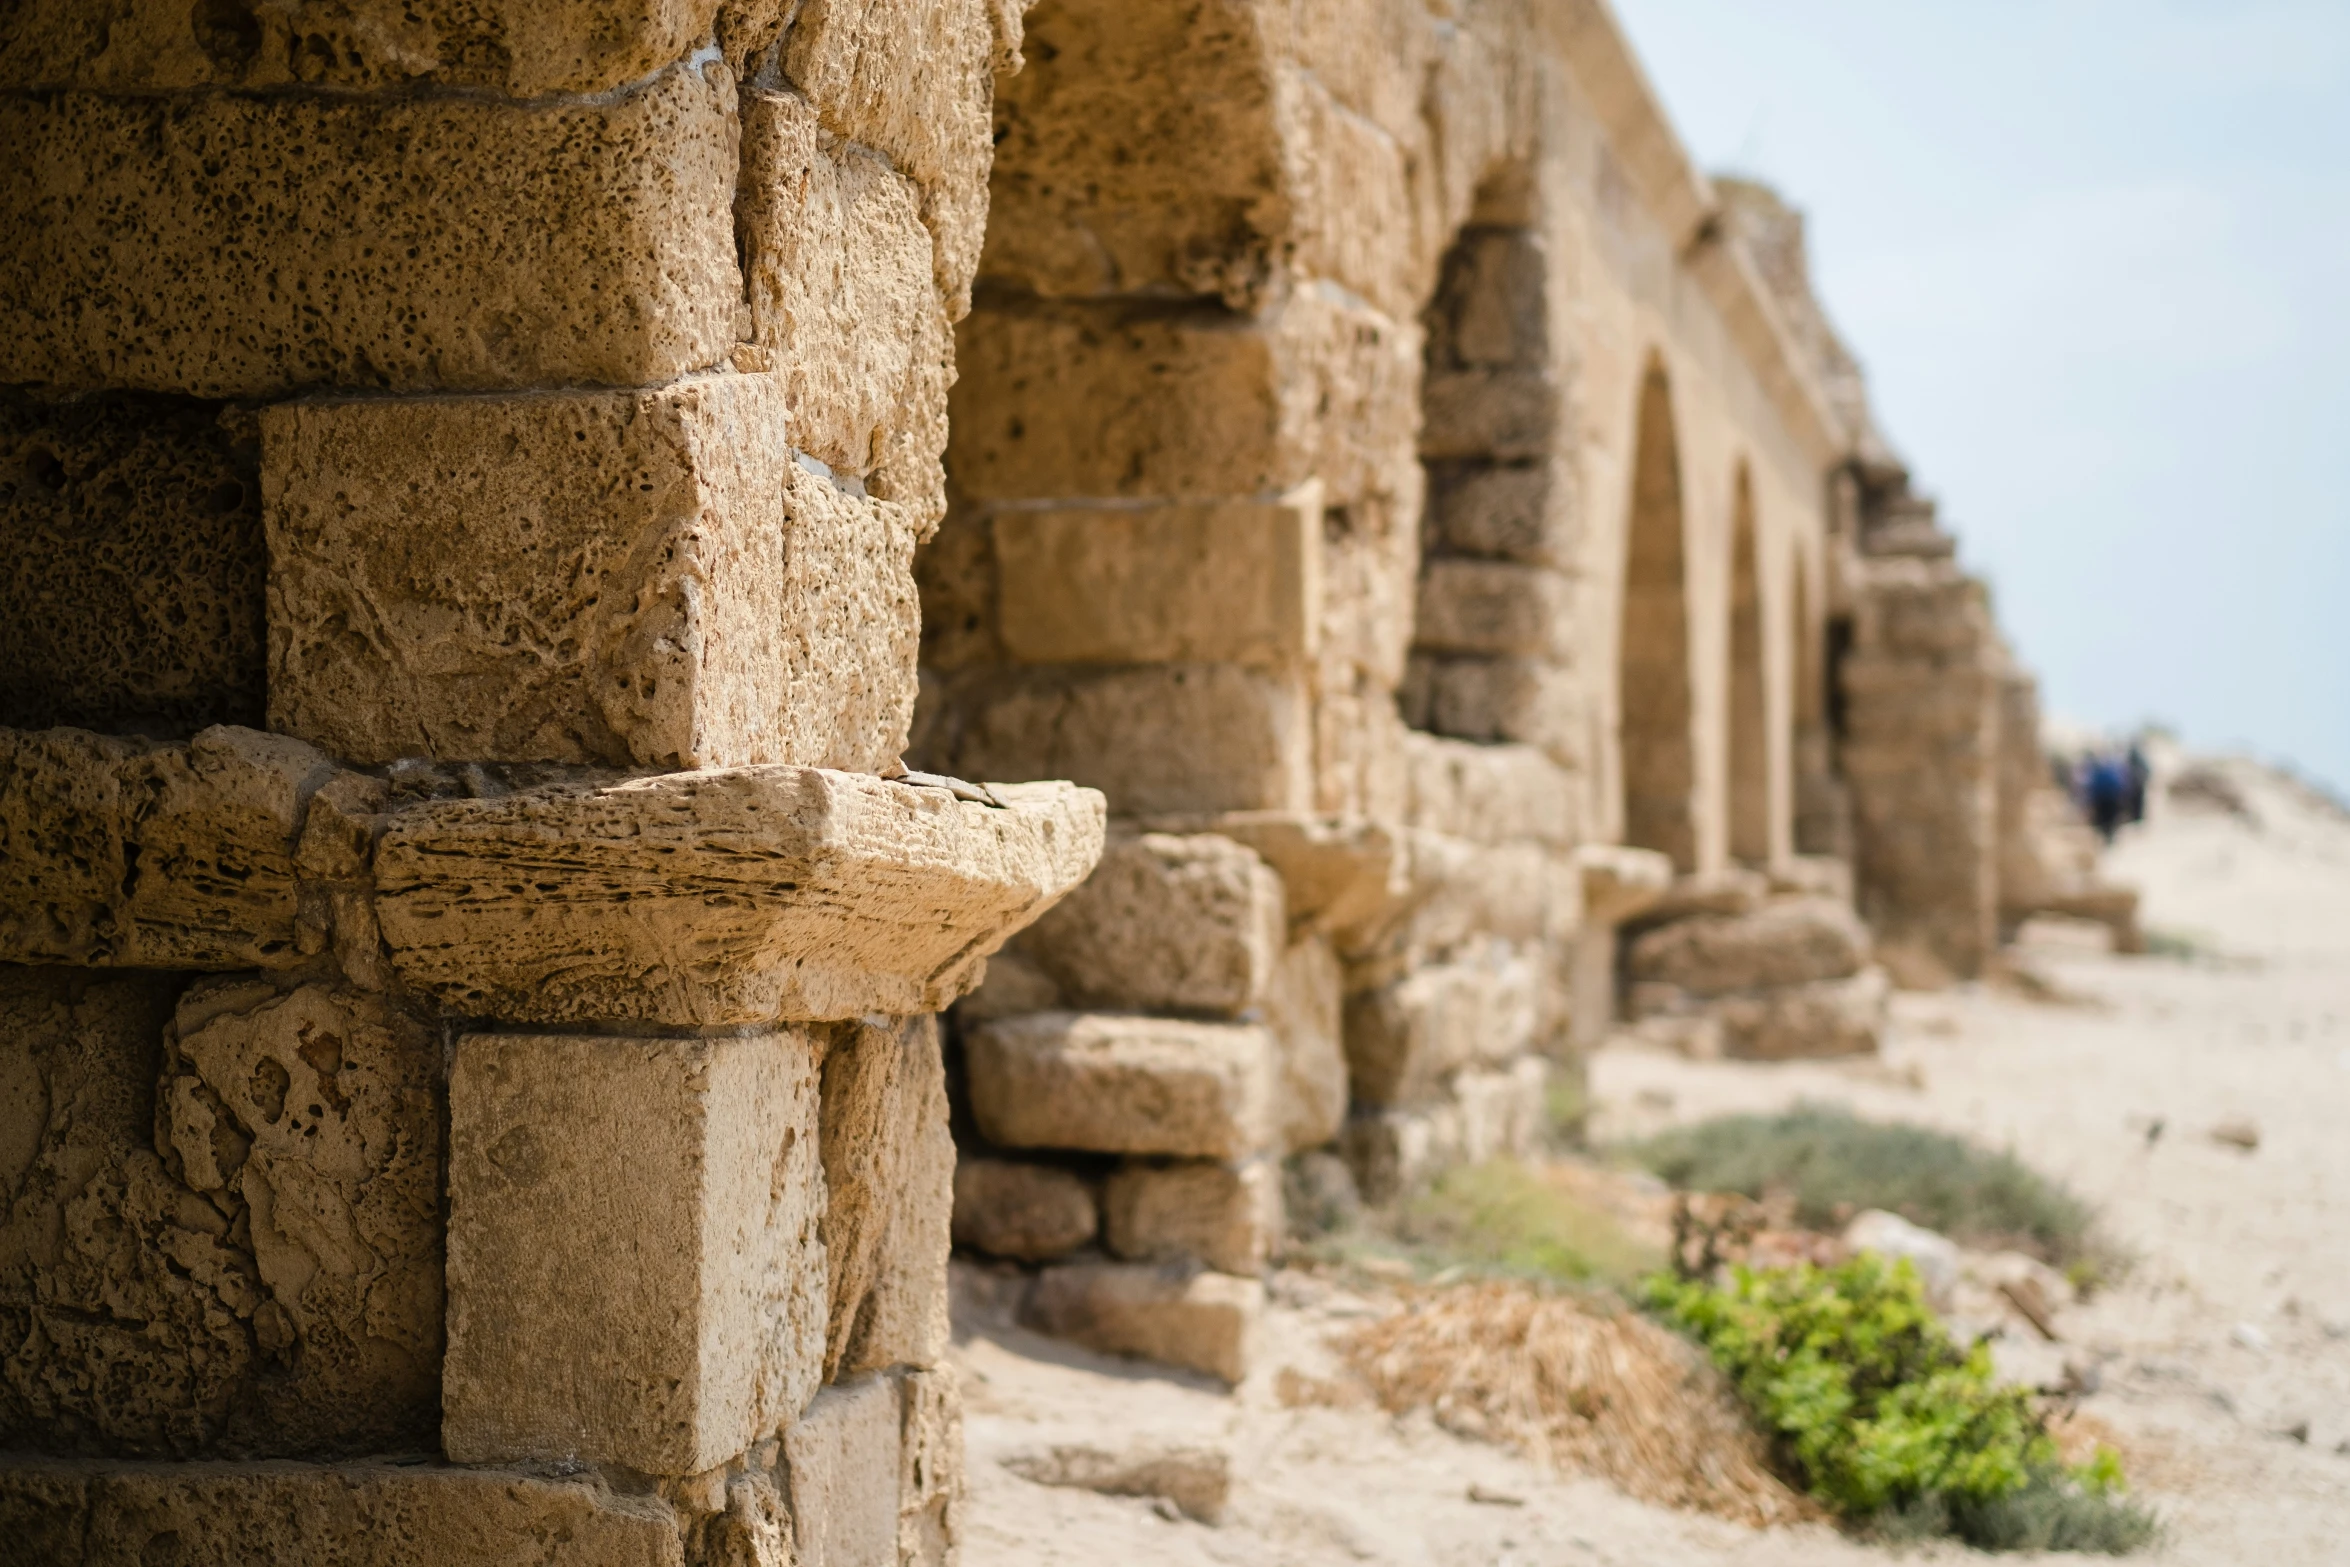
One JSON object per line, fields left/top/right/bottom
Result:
{"left": 951, "top": 1158, "right": 1098, "bottom": 1263}
{"left": 443, "top": 1030, "right": 827, "bottom": 1476}
{"left": 818, "top": 1016, "right": 953, "bottom": 1378}
{"left": 739, "top": 87, "right": 951, "bottom": 517}
{"left": 373, "top": 768, "right": 1105, "bottom": 1025}
{"left": 897, "top": 1365, "right": 969, "bottom": 1566}
{"left": 1343, "top": 939, "right": 1542, "bottom": 1109}
{"left": 1014, "top": 833, "right": 1286, "bottom": 1015}
{"left": 963, "top": 1013, "right": 1275, "bottom": 1161}
{"left": 1623, "top": 897, "right": 1870, "bottom": 996}
{"left": 782, "top": 1375, "right": 903, "bottom": 1567}
{"left": 1263, "top": 933, "right": 1349, "bottom": 1153}
{"left": 0, "top": 968, "right": 441, "bottom": 1459}
{"left": 265, "top": 375, "right": 920, "bottom": 773}
{"left": 0, "top": 725, "right": 338, "bottom": 970}
{"left": 1400, "top": 733, "right": 1579, "bottom": 849}
{"left": 0, "top": 0, "right": 721, "bottom": 97}
{"left": 0, "top": 395, "right": 264, "bottom": 735}
{"left": 1343, "top": 1056, "right": 1549, "bottom": 1205}
{"left": 1102, "top": 1159, "right": 1282, "bottom": 1277}
{"left": 1022, "top": 1262, "right": 1262, "bottom": 1384}
{"left": 990, "top": 490, "right": 1323, "bottom": 667}
{"left": 0, "top": 62, "right": 740, "bottom": 398}
{"left": 0, "top": 1457, "right": 685, "bottom": 1567}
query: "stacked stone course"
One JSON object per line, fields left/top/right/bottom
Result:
{"left": 1, "top": 4, "right": 1107, "bottom": 1563}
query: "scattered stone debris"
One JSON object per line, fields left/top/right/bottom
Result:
{"left": 999, "top": 1442, "right": 1232, "bottom": 1525}
{"left": 2210, "top": 1118, "right": 2262, "bottom": 1152}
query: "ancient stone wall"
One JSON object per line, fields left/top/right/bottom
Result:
{"left": 0, "top": 5, "right": 1107, "bottom": 1562}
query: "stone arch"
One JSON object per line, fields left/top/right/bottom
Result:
{"left": 1618, "top": 358, "right": 1697, "bottom": 871}
{"left": 1726, "top": 463, "right": 1770, "bottom": 865}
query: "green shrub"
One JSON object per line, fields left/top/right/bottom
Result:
{"left": 1647, "top": 1255, "right": 2157, "bottom": 1552}
{"left": 1630, "top": 1104, "right": 2099, "bottom": 1265}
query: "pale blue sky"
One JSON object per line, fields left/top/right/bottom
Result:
{"left": 1615, "top": 0, "right": 2350, "bottom": 795}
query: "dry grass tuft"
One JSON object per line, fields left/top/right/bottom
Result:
{"left": 1339, "top": 1280, "right": 1816, "bottom": 1527}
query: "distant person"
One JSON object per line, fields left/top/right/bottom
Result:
{"left": 2125, "top": 742, "right": 2150, "bottom": 825}
{"left": 2084, "top": 751, "right": 2128, "bottom": 844}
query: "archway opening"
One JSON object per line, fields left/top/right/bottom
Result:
{"left": 1618, "top": 362, "right": 1697, "bottom": 871}
{"left": 1727, "top": 470, "right": 1770, "bottom": 864}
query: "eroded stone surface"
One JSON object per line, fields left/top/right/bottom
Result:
{"left": 0, "top": 64, "right": 739, "bottom": 398}
{"left": 1016, "top": 833, "right": 1286, "bottom": 1016}
{"left": 782, "top": 1375, "right": 902, "bottom": 1567}
{"left": 949, "top": 1158, "right": 1097, "bottom": 1262}
{"left": 1022, "top": 1262, "right": 1261, "bottom": 1384}
{"left": 819, "top": 1016, "right": 953, "bottom": 1378}
{"left": 266, "top": 375, "right": 920, "bottom": 773}
{"left": 0, "top": 1456, "right": 685, "bottom": 1566}
{"left": 1102, "top": 1159, "right": 1281, "bottom": 1277}
{"left": 1625, "top": 897, "right": 1870, "bottom": 996}
{"left": 375, "top": 769, "right": 1104, "bottom": 1025}
{"left": 0, "top": 395, "right": 264, "bottom": 735}
{"left": 444, "top": 1030, "right": 826, "bottom": 1475}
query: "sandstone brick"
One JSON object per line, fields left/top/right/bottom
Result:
{"left": 1180, "top": 813, "right": 1408, "bottom": 936}
{"left": 782, "top": 0, "right": 1010, "bottom": 312}
{"left": 0, "top": 0, "right": 720, "bottom": 97}
{"left": 1263, "top": 933, "right": 1349, "bottom": 1152}
{"left": 963, "top": 1013, "right": 1275, "bottom": 1161}
{"left": 1023, "top": 1262, "right": 1262, "bottom": 1383}
{"left": 897, "top": 1366, "right": 967, "bottom": 1566}
{"left": 1641, "top": 967, "right": 1889, "bottom": 1061}
{"left": 739, "top": 88, "right": 946, "bottom": 503}
{"left": 1413, "top": 559, "right": 1573, "bottom": 660}
{"left": 948, "top": 286, "right": 1417, "bottom": 507}
{"left": 1402, "top": 653, "right": 1585, "bottom": 763}
{"left": 0, "top": 395, "right": 263, "bottom": 734}
{"left": 1419, "top": 368, "right": 1560, "bottom": 462}
{"left": 0, "top": 725, "right": 342, "bottom": 970}
{"left": 1625, "top": 897, "right": 1871, "bottom": 996}
{"left": 1343, "top": 939, "right": 1541, "bottom": 1108}
{"left": 1103, "top": 1159, "right": 1281, "bottom": 1276}
{"left": 1341, "top": 1056, "right": 1546, "bottom": 1203}
{"left": 922, "top": 663, "right": 1315, "bottom": 816}
{"left": 265, "top": 375, "right": 919, "bottom": 773}
{"left": 0, "top": 969, "right": 442, "bottom": 1459}
{"left": 1429, "top": 458, "right": 1579, "bottom": 567}
{"left": 0, "top": 1457, "right": 684, "bottom": 1567}
{"left": 1279, "top": 60, "right": 1422, "bottom": 319}
{"left": 782, "top": 1375, "right": 902, "bottom": 1567}
{"left": 1017, "top": 834, "right": 1286, "bottom": 1016}
{"left": 372, "top": 768, "right": 1105, "bottom": 1026}
{"left": 992, "top": 488, "right": 1323, "bottom": 668}
{"left": 1575, "top": 843, "right": 1673, "bottom": 925}
{"left": 0, "top": 63, "right": 738, "bottom": 399}
{"left": 951, "top": 1158, "right": 1098, "bottom": 1262}
{"left": 818, "top": 1016, "right": 953, "bottom": 1378}
{"left": 444, "top": 1030, "right": 828, "bottom": 1475}
{"left": 1400, "top": 732, "right": 1580, "bottom": 848}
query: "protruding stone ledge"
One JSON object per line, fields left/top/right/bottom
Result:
{"left": 376, "top": 768, "right": 1105, "bottom": 1024}
{"left": 0, "top": 1456, "right": 684, "bottom": 1567}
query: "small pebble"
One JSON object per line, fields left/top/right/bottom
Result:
{"left": 2232, "top": 1322, "right": 2271, "bottom": 1352}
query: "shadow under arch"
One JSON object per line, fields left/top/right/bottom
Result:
{"left": 1618, "top": 357, "right": 1698, "bottom": 872}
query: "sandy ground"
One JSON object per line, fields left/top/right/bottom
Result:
{"left": 950, "top": 758, "right": 2350, "bottom": 1565}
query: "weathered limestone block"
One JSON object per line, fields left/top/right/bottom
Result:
{"left": 0, "top": 64, "right": 739, "bottom": 399}
{"left": 992, "top": 488, "right": 1323, "bottom": 668}
{"left": 0, "top": 0, "right": 721, "bottom": 97}
{"left": 1263, "top": 932, "right": 1348, "bottom": 1152}
{"left": 1413, "top": 559, "right": 1572, "bottom": 660}
{"left": 0, "top": 395, "right": 264, "bottom": 734}
{"left": 1400, "top": 732, "right": 1579, "bottom": 848}
{"left": 949, "top": 287, "right": 1417, "bottom": 507}
{"left": 266, "top": 376, "right": 920, "bottom": 774}
{"left": 1428, "top": 458, "right": 1578, "bottom": 569}
{"left": 818, "top": 1016, "right": 952, "bottom": 1378}
{"left": 444, "top": 1030, "right": 827, "bottom": 1475}
{"left": 922, "top": 664, "right": 1314, "bottom": 816}
{"left": 0, "top": 1457, "right": 685, "bottom": 1567}
{"left": 1631, "top": 967, "right": 1888, "bottom": 1061}
{"left": 1102, "top": 1159, "right": 1281, "bottom": 1276}
{"left": 963, "top": 1013, "right": 1275, "bottom": 1161}
{"left": 1402, "top": 653, "right": 1584, "bottom": 763}
{"left": 373, "top": 768, "right": 1105, "bottom": 1025}
{"left": 782, "top": 1375, "right": 902, "bottom": 1567}
{"left": 0, "top": 725, "right": 341, "bottom": 970}
{"left": 1419, "top": 368, "right": 1559, "bottom": 462}
{"left": 1341, "top": 1056, "right": 1547, "bottom": 1204}
{"left": 781, "top": 0, "right": 1015, "bottom": 311}
{"left": 1278, "top": 59, "right": 1423, "bottom": 320}
{"left": 1624, "top": 897, "right": 1870, "bottom": 997}
{"left": 1017, "top": 834, "right": 1285, "bottom": 1016}
{"left": 1022, "top": 1262, "right": 1262, "bottom": 1384}
{"left": 898, "top": 1365, "right": 967, "bottom": 1567}
{"left": 1179, "top": 813, "right": 1408, "bottom": 936}
{"left": 950, "top": 1158, "right": 1097, "bottom": 1262}
{"left": 0, "top": 969, "right": 440, "bottom": 1458}
{"left": 1344, "top": 939, "right": 1541, "bottom": 1108}
{"left": 739, "top": 88, "right": 947, "bottom": 507}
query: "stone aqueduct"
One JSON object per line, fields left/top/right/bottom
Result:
{"left": 0, "top": 1, "right": 2104, "bottom": 1560}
